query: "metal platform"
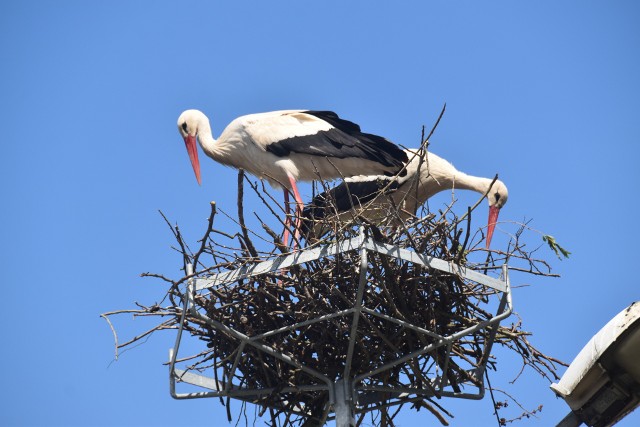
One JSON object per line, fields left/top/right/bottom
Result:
{"left": 168, "top": 228, "right": 513, "bottom": 426}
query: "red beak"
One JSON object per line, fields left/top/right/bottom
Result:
{"left": 183, "top": 135, "right": 201, "bottom": 185}
{"left": 486, "top": 205, "right": 500, "bottom": 249}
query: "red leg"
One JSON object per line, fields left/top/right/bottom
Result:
{"left": 286, "top": 174, "right": 305, "bottom": 249}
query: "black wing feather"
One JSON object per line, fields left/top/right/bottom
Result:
{"left": 265, "top": 111, "right": 408, "bottom": 171}
{"left": 301, "top": 178, "right": 399, "bottom": 235}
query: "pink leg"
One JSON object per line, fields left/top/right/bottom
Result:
{"left": 286, "top": 174, "right": 305, "bottom": 249}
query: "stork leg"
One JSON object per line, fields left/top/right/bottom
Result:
{"left": 277, "top": 191, "right": 294, "bottom": 287}
{"left": 286, "top": 174, "right": 305, "bottom": 248}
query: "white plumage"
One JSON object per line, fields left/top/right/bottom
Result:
{"left": 176, "top": 109, "right": 408, "bottom": 246}
{"left": 303, "top": 148, "right": 509, "bottom": 248}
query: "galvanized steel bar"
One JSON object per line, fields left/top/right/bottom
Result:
{"left": 356, "top": 386, "right": 487, "bottom": 406}
{"left": 249, "top": 308, "right": 355, "bottom": 342}
{"left": 353, "top": 285, "right": 513, "bottom": 384}
{"left": 175, "top": 368, "right": 329, "bottom": 397}
{"left": 333, "top": 379, "right": 356, "bottom": 427}
{"left": 195, "top": 233, "right": 364, "bottom": 290}
{"left": 169, "top": 264, "right": 197, "bottom": 400}
{"left": 169, "top": 234, "right": 514, "bottom": 417}
{"left": 360, "top": 306, "right": 445, "bottom": 341}
{"left": 225, "top": 341, "right": 246, "bottom": 393}
{"left": 475, "top": 264, "right": 512, "bottom": 380}
{"left": 343, "top": 228, "right": 368, "bottom": 380}
{"left": 363, "top": 239, "right": 508, "bottom": 292}
{"left": 188, "top": 308, "right": 333, "bottom": 387}
{"left": 439, "top": 341, "right": 453, "bottom": 391}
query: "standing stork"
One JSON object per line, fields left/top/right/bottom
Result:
{"left": 177, "top": 109, "right": 408, "bottom": 246}
{"left": 302, "top": 148, "right": 509, "bottom": 248}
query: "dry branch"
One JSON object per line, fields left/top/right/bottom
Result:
{"left": 103, "top": 114, "right": 565, "bottom": 427}
{"left": 103, "top": 181, "right": 564, "bottom": 427}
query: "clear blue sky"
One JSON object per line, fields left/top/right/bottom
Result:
{"left": 1, "top": 1, "right": 639, "bottom": 426}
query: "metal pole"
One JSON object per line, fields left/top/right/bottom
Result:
{"left": 344, "top": 227, "right": 368, "bottom": 379}
{"left": 169, "top": 263, "right": 195, "bottom": 399}
{"left": 333, "top": 379, "right": 356, "bottom": 427}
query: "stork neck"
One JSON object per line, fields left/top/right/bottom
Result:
{"left": 195, "top": 119, "right": 220, "bottom": 160}
{"left": 454, "top": 173, "right": 495, "bottom": 196}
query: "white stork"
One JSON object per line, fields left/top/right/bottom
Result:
{"left": 302, "top": 148, "right": 509, "bottom": 248}
{"left": 176, "top": 109, "right": 408, "bottom": 246}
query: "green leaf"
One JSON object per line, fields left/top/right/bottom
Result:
{"left": 542, "top": 235, "right": 571, "bottom": 260}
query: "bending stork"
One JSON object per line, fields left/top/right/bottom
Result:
{"left": 302, "top": 148, "right": 509, "bottom": 248}
{"left": 177, "top": 109, "right": 408, "bottom": 246}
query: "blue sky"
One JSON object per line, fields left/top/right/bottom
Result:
{"left": 1, "top": 1, "right": 639, "bottom": 426}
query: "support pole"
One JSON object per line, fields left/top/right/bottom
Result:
{"left": 334, "top": 379, "right": 356, "bottom": 427}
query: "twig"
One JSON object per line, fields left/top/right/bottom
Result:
{"left": 237, "top": 170, "right": 258, "bottom": 258}
{"left": 100, "top": 314, "right": 120, "bottom": 360}
{"left": 106, "top": 116, "right": 563, "bottom": 427}
{"left": 193, "top": 201, "right": 218, "bottom": 268}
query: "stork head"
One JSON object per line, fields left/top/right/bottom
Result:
{"left": 486, "top": 179, "right": 509, "bottom": 249}
{"left": 177, "top": 109, "right": 209, "bottom": 185}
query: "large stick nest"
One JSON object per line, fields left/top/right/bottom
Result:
{"left": 104, "top": 114, "right": 567, "bottom": 426}
{"left": 103, "top": 168, "right": 566, "bottom": 426}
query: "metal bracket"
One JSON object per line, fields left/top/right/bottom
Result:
{"left": 168, "top": 227, "right": 513, "bottom": 425}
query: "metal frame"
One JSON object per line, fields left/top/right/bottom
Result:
{"left": 168, "top": 227, "right": 513, "bottom": 426}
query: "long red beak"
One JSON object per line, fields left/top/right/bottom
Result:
{"left": 183, "top": 135, "right": 201, "bottom": 185}
{"left": 486, "top": 206, "right": 500, "bottom": 249}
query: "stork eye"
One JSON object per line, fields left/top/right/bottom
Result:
{"left": 181, "top": 122, "right": 188, "bottom": 133}
{"left": 494, "top": 193, "right": 501, "bottom": 202}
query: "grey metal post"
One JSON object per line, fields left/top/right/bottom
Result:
{"left": 333, "top": 379, "right": 356, "bottom": 427}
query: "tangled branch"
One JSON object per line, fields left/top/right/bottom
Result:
{"left": 103, "top": 173, "right": 565, "bottom": 427}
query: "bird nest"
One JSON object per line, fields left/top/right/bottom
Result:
{"left": 103, "top": 171, "right": 566, "bottom": 427}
